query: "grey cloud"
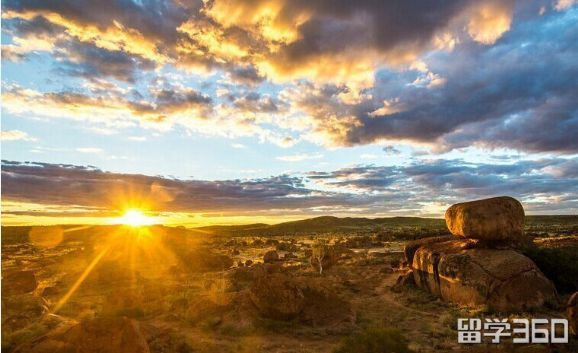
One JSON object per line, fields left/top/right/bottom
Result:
{"left": 3, "top": 0, "right": 191, "bottom": 45}
{"left": 232, "top": 92, "right": 280, "bottom": 113}
{"left": 229, "top": 65, "right": 266, "bottom": 85}
{"left": 57, "top": 42, "right": 156, "bottom": 83}
{"left": 4, "top": 156, "right": 575, "bottom": 217}
{"left": 2, "top": 0, "right": 578, "bottom": 156}
{"left": 337, "top": 6, "right": 578, "bottom": 153}
{"left": 0, "top": 161, "right": 358, "bottom": 214}
{"left": 383, "top": 146, "right": 401, "bottom": 155}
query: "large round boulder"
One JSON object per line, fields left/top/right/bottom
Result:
{"left": 445, "top": 196, "right": 525, "bottom": 243}
{"left": 249, "top": 273, "right": 305, "bottom": 320}
{"left": 412, "top": 240, "right": 557, "bottom": 312}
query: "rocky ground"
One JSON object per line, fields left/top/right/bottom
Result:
{"left": 1, "top": 222, "right": 578, "bottom": 353}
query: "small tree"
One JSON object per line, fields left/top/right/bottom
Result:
{"left": 312, "top": 245, "right": 326, "bottom": 275}
{"left": 311, "top": 241, "right": 337, "bottom": 275}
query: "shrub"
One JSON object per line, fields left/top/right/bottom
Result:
{"left": 521, "top": 245, "right": 578, "bottom": 294}
{"left": 333, "top": 328, "right": 415, "bottom": 353}
{"left": 310, "top": 243, "right": 338, "bottom": 274}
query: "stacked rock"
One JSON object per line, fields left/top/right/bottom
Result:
{"left": 406, "top": 196, "right": 557, "bottom": 312}
{"left": 445, "top": 196, "right": 527, "bottom": 246}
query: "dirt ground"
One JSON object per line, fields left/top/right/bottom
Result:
{"left": 2, "top": 229, "right": 577, "bottom": 353}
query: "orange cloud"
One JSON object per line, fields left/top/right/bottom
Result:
{"left": 465, "top": 1, "right": 514, "bottom": 45}
{"left": 3, "top": 10, "right": 169, "bottom": 63}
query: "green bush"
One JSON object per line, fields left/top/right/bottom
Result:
{"left": 334, "top": 328, "right": 414, "bottom": 353}
{"left": 521, "top": 245, "right": 578, "bottom": 294}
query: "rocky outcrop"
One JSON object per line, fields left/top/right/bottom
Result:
{"left": 2, "top": 270, "right": 38, "bottom": 296}
{"left": 404, "top": 235, "right": 453, "bottom": 264}
{"left": 405, "top": 197, "right": 558, "bottom": 312}
{"left": 14, "top": 317, "right": 151, "bottom": 353}
{"left": 249, "top": 272, "right": 305, "bottom": 320}
{"left": 263, "top": 250, "right": 279, "bottom": 263}
{"left": 391, "top": 270, "right": 416, "bottom": 293}
{"left": 412, "top": 239, "right": 557, "bottom": 312}
{"left": 445, "top": 196, "right": 525, "bottom": 244}
{"left": 249, "top": 272, "right": 354, "bottom": 326}
{"left": 299, "top": 280, "right": 356, "bottom": 327}
{"left": 568, "top": 292, "right": 578, "bottom": 336}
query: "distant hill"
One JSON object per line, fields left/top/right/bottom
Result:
{"left": 194, "top": 215, "right": 578, "bottom": 236}
{"left": 195, "top": 215, "right": 447, "bottom": 236}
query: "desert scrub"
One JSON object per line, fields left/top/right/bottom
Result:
{"left": 2, "top": 322, "right": 51, "bottom": 352}
{"left": 334, "top": 327, "right": 415, "bottom": 353}
{"left": 521, "top": 245, "right": 578, "bottom": 294}
{"left": 207, "top": 276, "right": 232, "bottom": 305}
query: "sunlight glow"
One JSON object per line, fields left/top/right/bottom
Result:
{"left": 116, "top": 209, "right": 157, "bottom": 226}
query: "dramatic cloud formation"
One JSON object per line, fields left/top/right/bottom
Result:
{"left": 2, "top": 1, "right": 577, "bottom": 223}
{"left": 3, "top": 0, "right": 576, "bottom": 153}
{"left": 2, "top": 158, "right": 577, "bottom": 221}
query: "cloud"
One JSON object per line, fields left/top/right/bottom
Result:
{"left": 1, "top": 129, "right": 36, "bottom": 141}
{"left": 0, "top": 160, "right": 347, "bottom": 215}
{"left": 128, "top": 136, "right": 147, "bottom": 142}
{"left": 1, "top": 84, "right": 212, "bottom": 129}
{"left": 3, "top": 157, "right": 576, "bottom": 219}
{"left": 3, "top": 0, "right": 517, "bottom": 86}
{"left": 276, "top": 153, "right": 323, "bottom": 162}
{"left": 383, "top": 146, "right": 401, "bottom": 155}
{"left": 555, "top": 0, "right": 577, "bottom": 11}
{"left": 1, "top": 83, "right": 298, "bottom": 147}
{"left": 231, "top": 92, "right": 280, "bottom": 113}
{"left": 465, "top": 0, "right": 514, "bottom": 45}
{"left": 360, "top": 154, "right": 378, "bottom": 160}
{"left": 2, "top": 0, "right": 184, "bottom": 63}
{"left": 228, "top": 65, "right": 266, "bottom": 85}
{"left": 76, "top": 147, "right": 103, "bottom": 154}
{"left": 2, "top": 0, "right": 577, "bottom": 155}
{"left": 56, "top": 41, "right": 155, "bottom": 83}
{"left": 290, "top": 7, "right": 578, "bottom": 153}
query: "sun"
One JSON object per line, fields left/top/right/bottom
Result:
{"left": 116, "top": 209, "right": 156, "bottom": 227}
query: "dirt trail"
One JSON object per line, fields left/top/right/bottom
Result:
{"left": 375, "top": 272, "right": 438, "bottom": 318}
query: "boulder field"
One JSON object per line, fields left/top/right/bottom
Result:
{"left": 407, "top": 196, "right": 558, "bottom": 312}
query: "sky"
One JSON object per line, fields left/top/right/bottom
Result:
{"left": 1, "top": 0, "right": 577, "bottom": 226}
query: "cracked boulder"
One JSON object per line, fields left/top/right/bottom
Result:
{"left": 412, "top": 240, "right": 557, "bottom": 312}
